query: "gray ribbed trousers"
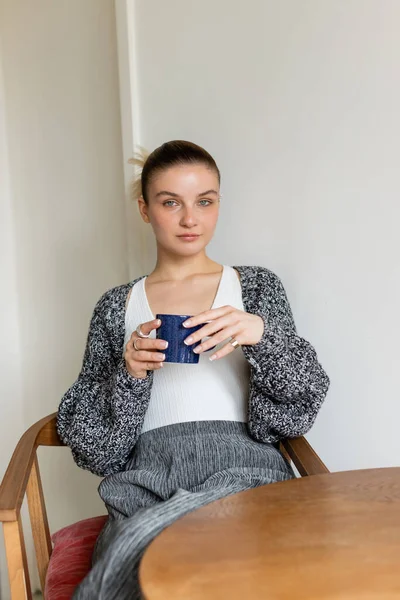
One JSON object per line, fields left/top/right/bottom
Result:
{"left": 72, "top": 421, "right": 295, "bottom": 599}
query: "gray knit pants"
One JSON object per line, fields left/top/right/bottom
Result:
{"left": 72, "top": 421, "right": 295, "bottom": 599}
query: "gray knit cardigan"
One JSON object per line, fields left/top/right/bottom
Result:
{"left": 57, "top": 265, "right": 330, "bottom": 477}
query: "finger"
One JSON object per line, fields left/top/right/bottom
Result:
{"left": 182, "top": 305, "right": 234, "bottom": 329}
{"left": 148, "top": 362, "right": 164, "bottom": 370}
{"left": 129, "top": 336, "right": 168, "bottom": 352}
{"left": 137, "top": 361, "right": 164, "bottom": 371}
{"left": 127, "top": 361, "right": 164, "bottom": 375}
{"left": 125, "top": 337, "right": 136, "bottom": 354}
{"left": 194, "top": 326, "right": 239, "bottom": 354}
{"left": 130, "top": 318, "right": 161, "bottom": 340}
{"left": 133, "top": 350, "right": 166, "bottom": 363}
{"left": 209, "top": 337, "right": 240, "bottom": 361}
{"left": 184, "top": 314, "right": 238, "bottom": 346}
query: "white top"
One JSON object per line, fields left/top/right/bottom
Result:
{"left": 124, "top": 265, "right": 250, "bottom": 433}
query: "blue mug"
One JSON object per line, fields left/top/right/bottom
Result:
{"left": 156, "top": 314, "right": 216, "bottom": 364}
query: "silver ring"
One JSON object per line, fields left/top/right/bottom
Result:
{"left": 133, "top": 339, "right": 141, "bottom": 352}
{"left": 230, "top": 338, "right": 240, "bottom": 349}
{"left": 136, "top": 324, "right": 150, "bottom": 338}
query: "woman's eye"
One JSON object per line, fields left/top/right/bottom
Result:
{"left": 163, "top": 200, "right": 212, "bottom": 207}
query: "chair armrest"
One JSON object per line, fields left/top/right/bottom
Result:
{"left": 282, "top": 436, "right": 330, "bottom": 476}
{"left": 0, "top": 413, "right": 62, "bottom": 522}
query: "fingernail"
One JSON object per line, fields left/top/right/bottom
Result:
{"left": 184, "top": 336, "right": 193, "bottom": 345}
{"left": 156, "top": 319, "right": 161, "bottom": 325}
{"left": 193, "top": 347, "right": 200, "bottom": 354}
{"left": 160, "top": 354, "right": 165, "bottom": 360}
{"left": 182, "top": 320, "right": 191, "bottom": 328}
{"left": 209, "top": 354, "right": 217, "bottom": 361}
{"left": 160, "top": 362, "right": 164, "bottom": 367}
{"left": 163, "top": 341, "right": 169, "bottom": 349}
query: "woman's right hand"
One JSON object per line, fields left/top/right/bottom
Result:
{"left": 124, "top": 318, "right": 168, "bottom": 379}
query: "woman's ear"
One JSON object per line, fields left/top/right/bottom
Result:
{"left": 137, "top": 195, "right": 150, "bottom": 223}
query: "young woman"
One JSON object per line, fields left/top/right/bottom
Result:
{"left": 57, "top": 140, "right": 330, "bottom": 599}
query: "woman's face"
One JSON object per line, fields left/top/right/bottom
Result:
{"left": 139, "top": 164, "right": 220, "bottom": 255}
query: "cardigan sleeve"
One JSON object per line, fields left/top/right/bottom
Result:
{"left": 56, "top": 292, "right": 154, "bottom": 477}
{"left": 242, "top": 268, "right": 330, "bottom": 441}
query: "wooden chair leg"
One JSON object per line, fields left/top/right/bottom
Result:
{"left": 3, "top": 516, "right": 32, "bottom": 600}
{"left": 26, "top": 454, "right": 52, "bottom": 592}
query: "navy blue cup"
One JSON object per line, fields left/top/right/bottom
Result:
{"left": 156, "top": 314, "right": 216, "bottom": 364}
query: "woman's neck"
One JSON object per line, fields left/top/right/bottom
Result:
{"left": 148, "top": 255, "right": 222, "bottom": 283}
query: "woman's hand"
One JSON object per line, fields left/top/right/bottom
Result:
{"left": 125, "top": 319, "right": 168, "bottom": 379}
{"left": 182, "top": 306, "right": 264, "bottom": 361}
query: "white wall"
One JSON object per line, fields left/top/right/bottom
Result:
{"left": 129, "top": 0, "right": 400, "bottom": 471}
{"left": 0, "top": 41, "right": 26, "bottom": 600}
{"left": 0, "top": 1, "right": 130, "bottom": 597}
{"left": 1, "top": 0, "right": 399, "bottom": 595}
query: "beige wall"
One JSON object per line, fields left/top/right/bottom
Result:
{"left": 0, "top": 1, "right": 130, "bottom": 596}
{"left": 2, "top": 0, "right": 400, "bottom": 596}
{"left": 130, "top": 0, "right": 400, "bottom": 471}
{"left": 0, "top": 40, "right": 26, "bottom": 600}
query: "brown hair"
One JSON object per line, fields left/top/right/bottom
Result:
{"left": 129, "top": 140, "right": 221, "bottom": 204}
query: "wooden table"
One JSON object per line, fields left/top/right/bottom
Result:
{"left": 140, "top": 467, "right": 400, "bottom": 599}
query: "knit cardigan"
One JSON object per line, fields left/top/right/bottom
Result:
{"left": 57, "top": 265, "right": 330, "bottom": 477}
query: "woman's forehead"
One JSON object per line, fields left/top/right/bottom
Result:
{"left": 150, "top": 164, "right": 219, "bottom": 192}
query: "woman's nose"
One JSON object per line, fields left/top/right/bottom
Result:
{"left": 179, "top": 209, "right": 196, "bottom": 226}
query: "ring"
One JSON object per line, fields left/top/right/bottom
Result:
{"left": 230, "top": 337, "right": 240, "bottom": 349}
{"left": 133, "top": 339, "right": 141, "bottom": 351}
{"left": 136, "top": 324, "right": 150, "bottom": 338}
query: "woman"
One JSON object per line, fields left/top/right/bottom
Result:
{"left": 57, "top": 140, "right": 330, "bottom": 599}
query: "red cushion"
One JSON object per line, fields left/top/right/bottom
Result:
{"left": 45, "top": 515, "right": 108, "bottom": 600}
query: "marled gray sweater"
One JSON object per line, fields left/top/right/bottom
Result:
{"left": 57, "top": 265, "right": 330, "bottom": 476}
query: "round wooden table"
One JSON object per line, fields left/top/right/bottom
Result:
{"left": 140, "top": 467, "right": 400, "bottom": 599}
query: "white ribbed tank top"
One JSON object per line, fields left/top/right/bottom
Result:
{"left": 124, "top": 265, "right": 250, "bottom": 433}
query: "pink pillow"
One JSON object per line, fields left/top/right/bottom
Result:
{"left": 45, "top": 515, "right": 108, "bottom": 600}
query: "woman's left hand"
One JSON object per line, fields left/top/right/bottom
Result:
{"left": 182, "top": 306, "right": 265, "bottom": 361}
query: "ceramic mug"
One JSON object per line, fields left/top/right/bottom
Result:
{"left": 156, "top": 314, "right": 216, "bottom": 364}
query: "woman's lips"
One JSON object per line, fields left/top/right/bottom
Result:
{"left": 177, "top": 234, "right": 200, "bottom": 241}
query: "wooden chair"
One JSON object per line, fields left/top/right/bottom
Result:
{"left": 0, "top": 413, "right": 329, "bottom": 600}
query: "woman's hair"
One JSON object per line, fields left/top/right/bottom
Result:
{"left": 129, "top": 140, "right": 221, "bottom": 204}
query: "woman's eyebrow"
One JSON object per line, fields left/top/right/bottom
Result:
{"left": 155, "top": 189, "right": 219, "bottom": 198}
{"left": 155, "top": 190, "right": 180, "bottom": 198}
{"left": 197, "top": 189, "right": 219, "bottom": 196}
